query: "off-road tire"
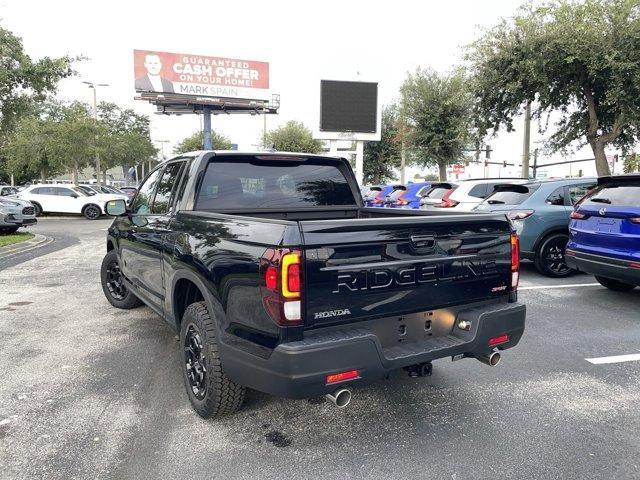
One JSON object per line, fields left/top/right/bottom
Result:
{"left": 100, "top": 250, "right": 143, "bottom": 309}
{"left": 595, "top": 276, "right": 637, "bottom": 292}
{"left": 180, "top": 301, "right": 245, "bottom": 418}
{"left": 0, "top": 226, "right": 19, "bottom": 234}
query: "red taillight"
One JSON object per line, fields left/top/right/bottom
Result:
{"left": 326, "top": 369, "right": 359, "bottom": 385}
{"left": 570, "top": 211, "right": 586, "bottom": 220}
{"left": 260, "top": 248, "right": 302, "bottom": 326}
{"left": 511, "top": 233, "right": 520, "bottom": 290}
{"left": 630, "top": 262, "right": 640, "bottom": 269}
{"left": 265, "top": 266, "right": 278, "bottom": 290}
{"left": 286, "top": 262, "right": 301, "bottom": 295}
{"left": 434, "top": 190, "right": 459, "bottom": 208}
{"left": 489, "top": 334, "right": 509, "bottom": 346}
{"left": 630, "top": 218, "right": 640, "bottom": 224}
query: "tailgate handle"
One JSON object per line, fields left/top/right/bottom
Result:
{"left": 410, "top": 234, "right": 436, "bottom": 249}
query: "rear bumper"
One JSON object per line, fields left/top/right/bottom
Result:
{"left": 566, "top": 249, "right": 640, "bottom": 286}
{"left": 221, "top": 300, "right": 526, "bottom": 398}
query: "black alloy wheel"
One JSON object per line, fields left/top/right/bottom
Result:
{"left": 105, "top": 261, "right": 127, "bottom": 301}
{"left": 184, "top": 324, "right": 207, "bottom": 400}
{"left": 535, "top": 233, "right": 572, "bottom": 277}
{"left": 100, "top": 250, "right": 144, "bottom": 309}
{"left": 84, "top": 205, "right": 101, "bottom": 220}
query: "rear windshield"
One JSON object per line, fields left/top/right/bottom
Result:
{"left": 363, "top": 188, "right": 381, "bottom": 201}
{"left": 195, "top": 157, "right": 357, "bottom": 210}
{"left": 483, "top": 183, "right": 540, "bottom": 205}
{"left": 388, "top": 187, "right": 407, "bottom": 201}
{"left": 425, "top": 187, "right": 451, "bottom": 200}
{"left": 583, "top": 181, "right": 640, "bottom": 207}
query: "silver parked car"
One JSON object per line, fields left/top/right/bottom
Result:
{"left": 0, "top": 196, "right": 37, "bottom": 234}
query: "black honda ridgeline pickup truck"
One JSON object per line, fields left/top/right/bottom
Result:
{"left": 101, "top": 151, "right": 526, "bottom": 417}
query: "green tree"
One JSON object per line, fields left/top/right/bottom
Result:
{"left": 98, "top": 102, "right": 156, "bottom": 184}
{"left": 467, "top": 0, "right": 640, "bottom": 176}
{"left": 5, "top": 101, "right": 96, "bottom": 183}
{"left": 400, "top": 68, "right": 473, "bottom": 180}
{"left": 173, "top": 130, "right": 232, "bottom": 154}
{"left": 0, "top": 25, "right": 77, "bottom": 183}
{"left": 5, "top": 115, "right": 65, "bottom": 183}
{"left": 0, "top": 25, "right": 76, "bottom": 139}
{"left": 263, "top": 120, "right": 323, "bottom": 154}
{"left": 623, "top": 153, "right": 640, "bottom": 173}
{"left": 363, "top": 104, "right": 401, "bottom": 184}
{"left": 51, "top": 102, "right": 98, "bottom": 183}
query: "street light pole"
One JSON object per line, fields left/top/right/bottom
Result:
{"left": 155, "top": 140, "right": 170, "bottom": 161}
{"left": 83, "top": 81, "right": 109, "bottom": 185}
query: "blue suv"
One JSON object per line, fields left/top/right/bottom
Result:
{"left": 566, "top": 174, "right": 640, "bottom": 291}
{"left": 386, "top": 182, "right": 432, "bottom": 208}
{"left": 475, "top": 177, "right": 597, "bottom": 277}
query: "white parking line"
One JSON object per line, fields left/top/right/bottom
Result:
{"left": 519, "top": 283, "right": 600, "bottom": 290}
{"left": 586, "top": 353, "right": 640, "bottom": 365}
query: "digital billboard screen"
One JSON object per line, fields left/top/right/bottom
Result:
{"left": 320, "top": 80, "right": 378, "bottom": 133}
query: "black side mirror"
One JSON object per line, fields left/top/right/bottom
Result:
{"left": 106, "top": 199, "right": 127, "bottom": 216}
{"left": 71, "top": 193, "right": 79, "bottom": 198}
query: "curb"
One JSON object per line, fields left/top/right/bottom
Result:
{"left": 0, "top": 234, "right": 53, "bottom": 260}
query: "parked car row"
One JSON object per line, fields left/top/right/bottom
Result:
{"left": 361, "top": 174, "right": 638, "bottom": 285}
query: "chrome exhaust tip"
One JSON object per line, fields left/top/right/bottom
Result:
{"left": 325, "top": 388, "right": 352, "bottom": 408}
{"left": 477, "top": 351, "right": 501, "bottom": 367}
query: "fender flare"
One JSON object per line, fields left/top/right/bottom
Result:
{"left": 169, "top": 269, "right": 225, "bottom": 332}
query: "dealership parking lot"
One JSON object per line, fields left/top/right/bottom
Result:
{"left": 1, "top": 217, "right": 639, "bottom": 480}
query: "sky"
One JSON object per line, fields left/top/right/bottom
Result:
{"left": 1, "top": 0, "right": 610, "bottom": 179}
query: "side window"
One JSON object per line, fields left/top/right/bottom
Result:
{"left": 546, "top": 187, "right": 565, "bottom": 206}
{"left": 568, "top": 183, "right": 596, "bottom": 205}
{"left": 151, "top": 162, "right": 185, "bottom": 214}
{"left": 173, "top": 161, "right": 191, "bottom": 209}
{"left": 131, "top": 168, "right": 163, "bottom": 215}
{"left": 468, "top": 184, "right": 488, "bottom": 199}
{"left": 31, "top": 188, "right": 43, "bottom": 195}
{"left": 57, "top": 188, "right": 76, "bottom": 197}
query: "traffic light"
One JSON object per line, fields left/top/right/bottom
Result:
{"left": 503, "top": 161, "right": 507, "bottom": 168}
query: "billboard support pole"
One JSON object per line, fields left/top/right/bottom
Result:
{"left": 203, "top": 107, "right": 212, "bottom": 150}
{"left": 355, "top": 141, "right": 364, "bottom": 186}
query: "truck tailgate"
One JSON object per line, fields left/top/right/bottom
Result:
{"left": 300, "top": 214, "right": 513, "bottom": 327}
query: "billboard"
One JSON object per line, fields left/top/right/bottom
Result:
{"left": 133, "top": 49, "right": 270, "bottom": 100}
{"left": 315, "top": 80, "right": 381, "bottom": 141}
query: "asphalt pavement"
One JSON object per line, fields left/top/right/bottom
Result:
{"left": 1, "top": 217, "right": 639, "bottom": 480}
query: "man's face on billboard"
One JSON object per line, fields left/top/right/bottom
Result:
{"left": 144, "top": 54, "right": 162, "bottom": 75}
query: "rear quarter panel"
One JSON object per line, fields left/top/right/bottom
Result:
{"left": 164, "top": 211, "right": 302, "bottom": 345}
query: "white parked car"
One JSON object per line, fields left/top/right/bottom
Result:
{"left": 421, "top": 178, "right": 528, "bottom": 212}
{"left": 16, "top": 184, "right": 128, "bottom": 220}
